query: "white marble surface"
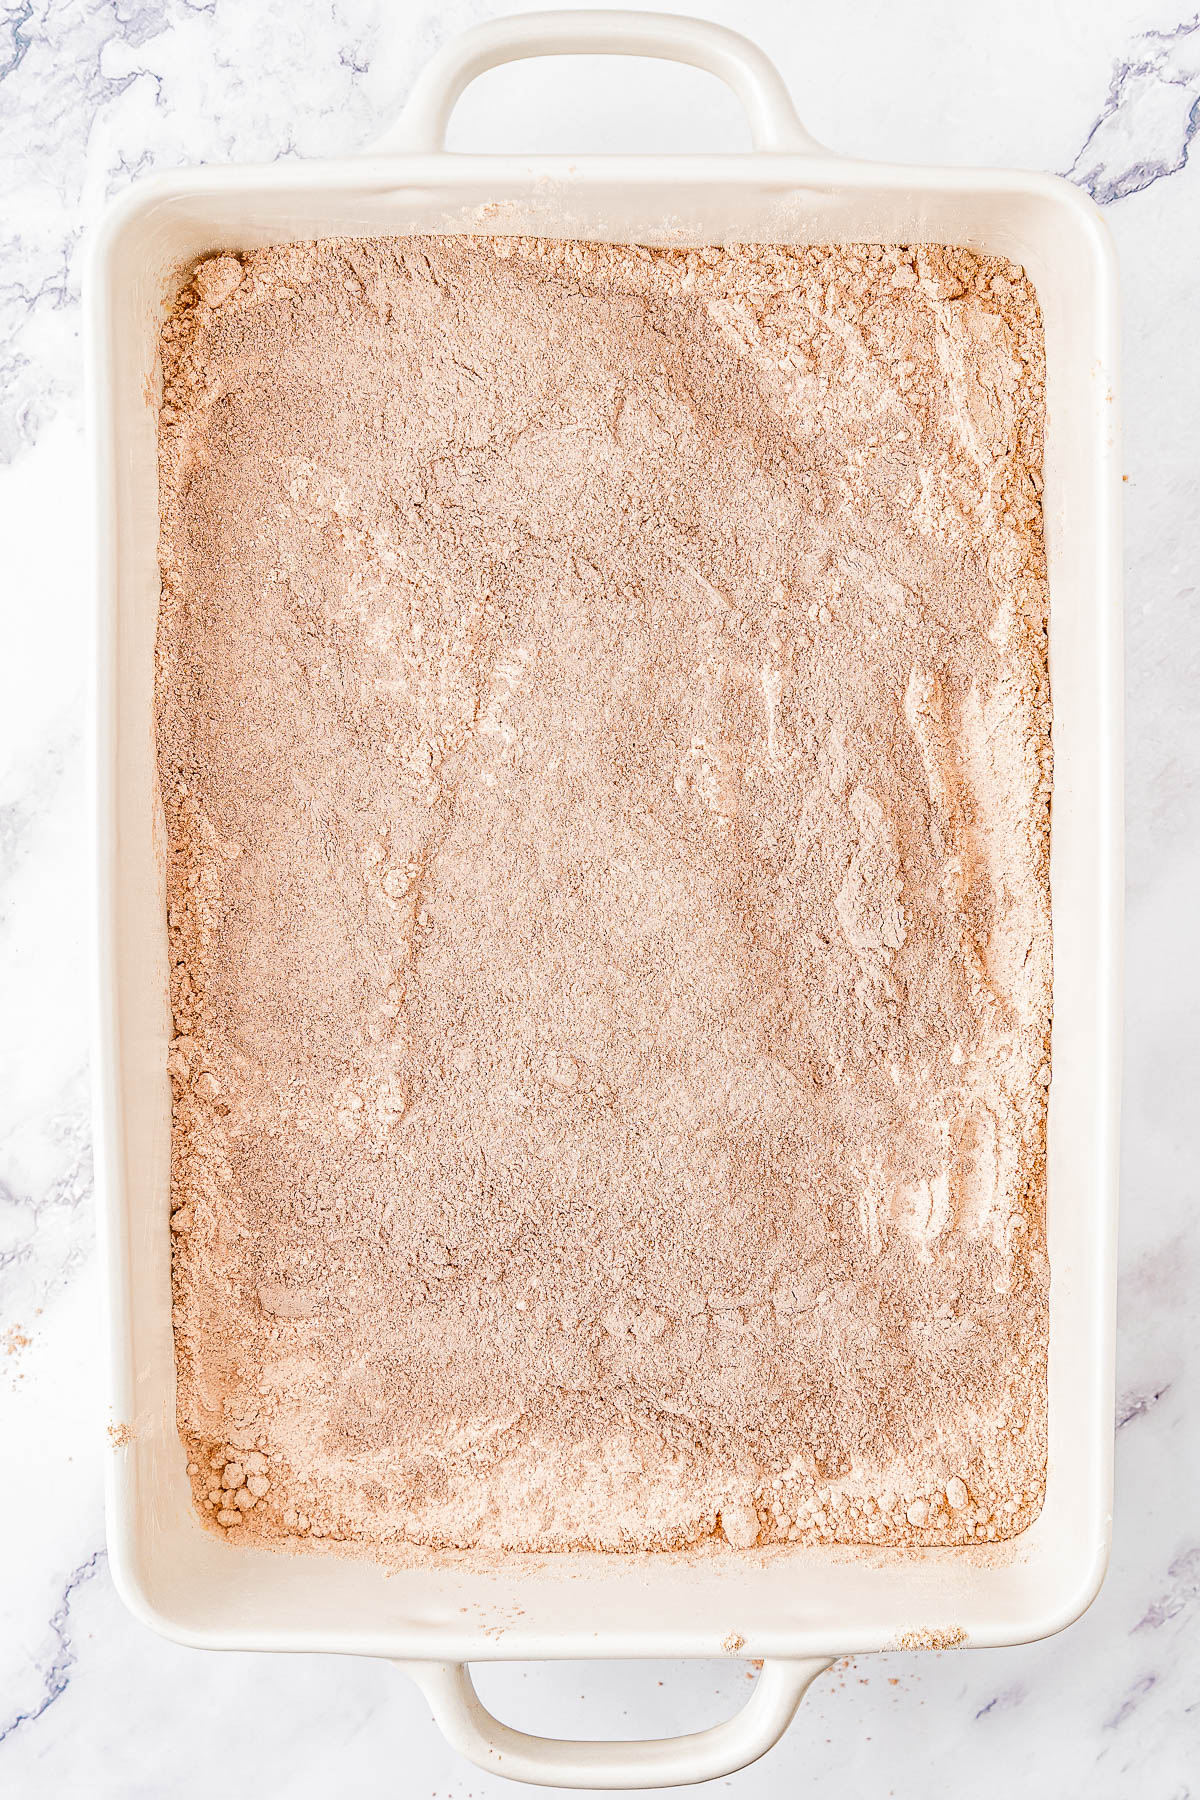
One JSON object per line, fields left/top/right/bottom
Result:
{"left": 1, "top": 0, "right": 1196, "bottom": 1793}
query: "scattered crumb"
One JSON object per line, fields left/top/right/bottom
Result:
{"left": 892, "top": 1626, "right": 968, "bottom": 1650}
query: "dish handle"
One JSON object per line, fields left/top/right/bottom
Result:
{"left": 397, "top": 1655, "right": 831, "bottom": 1789}
{"left": 373, "top": 9, "right": 823, "bottom": 155}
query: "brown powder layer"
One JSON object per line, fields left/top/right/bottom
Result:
{"left": 156, "top": 235, "right": 1052, "bottom": 1556}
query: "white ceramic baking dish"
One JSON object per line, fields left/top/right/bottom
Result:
{"left": 88, "top": 11, "right": 1122, "bottom": 1788}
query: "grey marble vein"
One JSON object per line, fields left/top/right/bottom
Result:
{"left": 0, "top": 1552, "right": 103, "bottom": 1745}
{"left": 974, "top": 1683, "right": 1027, "bottom": 1720}
{"left": 1104, "top": 1670, "right": 1158, "bottom": 1730}
{"left": 1134, "top": 1548, "right": 1200, "bottom": 1633}
{"left": 1065, "top": 11, "right": 1200, "bottom": 202}
{"left": 1116, "top": 1380, "right": 1173, "bottom": 1428}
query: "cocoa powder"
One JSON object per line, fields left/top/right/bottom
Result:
{"left": 156, "top": 235, "right": 1051, "bottom": 1555}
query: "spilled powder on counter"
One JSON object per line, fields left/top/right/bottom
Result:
{"left": 156, "top": 235, "right": 1051, "bottom": 1556}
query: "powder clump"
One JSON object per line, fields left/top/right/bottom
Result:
{"left": 156, "top": 234, "right": 1052, "bottom": 1555}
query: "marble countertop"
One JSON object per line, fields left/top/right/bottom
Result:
{"left": 1, "top": 0, "right": 1196, "bottom": 1793}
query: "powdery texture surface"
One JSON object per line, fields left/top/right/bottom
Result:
{"left": 156, "top": 236, "right": 1052, "bottom": 1556}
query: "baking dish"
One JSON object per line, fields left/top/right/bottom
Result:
{"left": 88, "top": 10, "right": 1122, "bottom": 1787}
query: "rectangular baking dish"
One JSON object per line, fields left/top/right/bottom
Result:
{"left": 88, "top": 11, "right": 1122, "bottom": 1787}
